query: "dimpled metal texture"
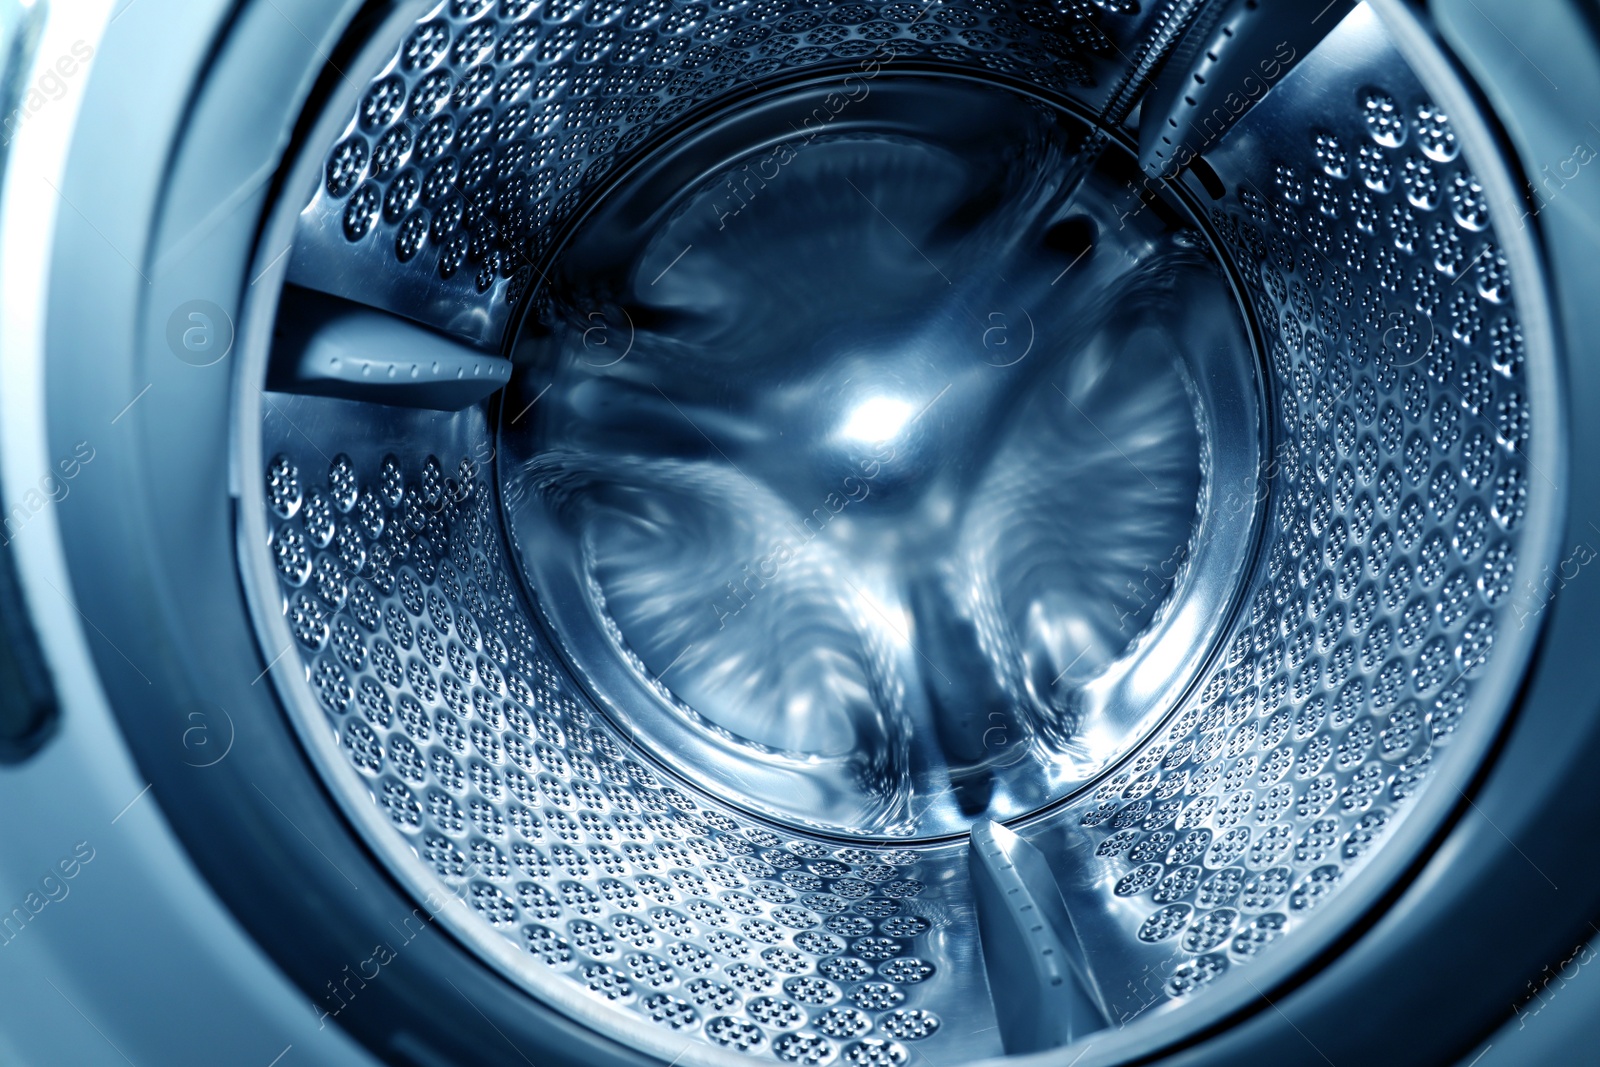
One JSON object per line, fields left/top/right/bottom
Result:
{"left": 1063, "top": 10, "right": 1549, "bottom": 1009}
{"left": 256, "top": 1, "right": 1557, "bottom": 1060}
{"left": 290, "top": 0, "right": 1116, "bottom": 344}
{"left": 262, "top": 428, "right": 965, "bottom": 1064}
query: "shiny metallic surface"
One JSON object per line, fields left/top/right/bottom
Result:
{"left": 270, "top": 287, "right": 513, "bottom": 410}
{"left": 501, "top": 75, "right": 1261, "bottom": 839}
{"left": 235, "top": 1, "right": 1563, "bottom": 1065}
{"left": 248, "top": 415, "right": 1000, "bottom": 1066}
{"left": 968, "top": 818, "right": 1109, "bottom": 1052}
{"left": 1047, "top": 2, "right": 1559, "bottom": 1023}
{"left": 286, "top": 0, "right": 1135, "bottom": 348}
{"left": 1136, "top": 0, "right": 1356, "bottom": 179}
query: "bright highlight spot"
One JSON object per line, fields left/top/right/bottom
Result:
{"left": 839, "top": 395, "right": 917, "bottom": 446}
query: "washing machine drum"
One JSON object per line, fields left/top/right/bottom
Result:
{"left": 9, "top": 0, "right": 1600, "bottom": 1065}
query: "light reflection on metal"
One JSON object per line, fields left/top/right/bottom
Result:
{"left": 501, "top": 76, "right": 1263, "bottom": 838}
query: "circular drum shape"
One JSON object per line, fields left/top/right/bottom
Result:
{"left": 23, "top": 0, "right": 1590, "bottom": 1066}
{"left": 500, "top": 73, "right": 1263, "bottom": 840}
{"left": 234, "top": 1, "right": 1565, "bottom": 1065}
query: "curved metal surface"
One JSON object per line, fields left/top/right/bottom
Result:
{"left": 238, "top": 4, "right": 1563, "bottom": 1067}
{"left": 0, "top": 1, "right": 383, "bottom": 1065}
{"left": 0, "top": 0, "right": 1592, "bottom": 1066}
{"left": 502, "top": 73, "right": 1261, "bottom": 840}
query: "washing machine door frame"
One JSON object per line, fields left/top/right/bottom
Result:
{"left": 3, "top": 1, "right": 666, "bottom": 1065}
{"left": 4, "top": 0, "right": 1599, "bottom": 1065}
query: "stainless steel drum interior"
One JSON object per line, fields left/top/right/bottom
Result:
{"left": 227, "top": 1, "right": 1561, "bottom": 1065}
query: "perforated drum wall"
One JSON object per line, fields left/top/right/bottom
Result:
{"left": 244, "top": 2, "right": 1559, "bottom": 1065}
